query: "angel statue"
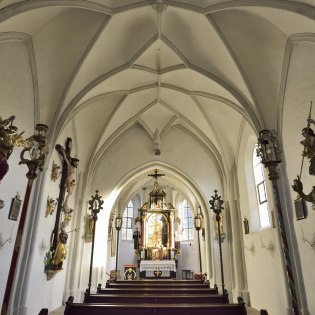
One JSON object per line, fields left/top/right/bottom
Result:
{"left": 51, "top": 161, "right": 61, "bottom": 182}
{"left": 45, "top": 196, "right": 57, "bottom": 217}
{"left": 292, "top": 175, "right": 315, "bottom": 209}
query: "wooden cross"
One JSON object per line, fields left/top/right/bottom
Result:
{"left": 148, "top": 169, "right": 165, "bottom": 181}
{"left": 51, "top": 138, "right": 79, "bottom": 254}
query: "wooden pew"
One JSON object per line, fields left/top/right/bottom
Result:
{"left": 65, "top": 296, "right": 247, "bottom": 315}
{"left": 105, "top": 282, "right": 211, "bottom": 288}
{"left": 97, "top": 287, "right": 219, "bottom": 295}
{"left": 112, "top": 279, "right": 206, "bottom": 285}
{"left": 85, "top": 293, "right": 229, "bottom": 304}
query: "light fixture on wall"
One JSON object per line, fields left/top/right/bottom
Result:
{"left": 1, "top": 123, "right": 49, "bottom": 315}
{"left": 85, "top": 190, "right": 103, "bottom": 300}
{"left": 209, "top": 190, "right": 226, "bottom": 296}
{"left": 114, "top": 214, "right": 123, "bottom": 281}
{"left": 256, "top": 129, "right": 299, "bottom": 315}
{"left": 194, "top": 206, "right": 203, "bottom": 274}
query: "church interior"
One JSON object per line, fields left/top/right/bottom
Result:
{"left": 0, "top": 0, "right": 315, "bottom": 314}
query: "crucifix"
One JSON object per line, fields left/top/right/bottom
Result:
{"left": 148, "top": 169, "right": 165, "bottom": 181}
{"left": 148, "top": 169, "right": 165, "bottom": 205}
{"left": 51, "top": 138, "right": 79, "bottom": 260}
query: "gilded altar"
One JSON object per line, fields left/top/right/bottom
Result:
{"left": 135, "top": 170, "right": 180, "bottom": 277}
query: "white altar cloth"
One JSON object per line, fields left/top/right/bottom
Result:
{"left": 140, "top": 260, "right": 176, "bottom": 272}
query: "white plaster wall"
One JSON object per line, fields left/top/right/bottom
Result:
{"left": 0, "top": 35, "right": 35, "bottom": 312}
{"left": 19, "top": 125, "right": 80, "bottom": 314}
{"left": 281, "top": 40, "right": 315, "bottom": 315}
{"left": 237, "top": 123, "right": 289, "bottom": 314}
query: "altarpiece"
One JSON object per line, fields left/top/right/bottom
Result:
{"left": 135, "top": 170, "right": 180, "bottom": 278}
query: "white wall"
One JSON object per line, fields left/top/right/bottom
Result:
{"left": 237, "top": 123, "right": 289, "bottom": 314}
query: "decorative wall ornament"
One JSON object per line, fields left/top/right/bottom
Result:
{"left": 8, "top": 192, "right": 22, "bottom": 221}
{"left": 45, "top": 196, "right": 57, "bottom": 217}
{"left": 0, "top": 226, "right": 13, "bottom": 248}
{"left": 244, "top": 243, "right": 255, "bottom": 255}
{"left": 243, "top": 216, "right": 250, "bottom": 234}
{"left": 50, "top": 161, "right": 61, "bottom": 182}
{"left": 260, "top": 236, "right": 275, "bottom": 253}
{"left": 153, "top": 128, "right": 161, "bottom": 155}
{"left": 300, "top": 225, "right": 315, "bottom": 248}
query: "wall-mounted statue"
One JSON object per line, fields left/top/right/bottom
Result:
{"left": 45, "top": 196, "right": 57, "bottom": 217}
{"left": 0, "top": 115, "right": 28, "bottom": 181}
{"left": 292, "top": 105, "right": 315, "bottom": 210}
{"left": 51, "top": 222, "right": 68, "bottom": 269}
{"left": 50, "top": 161, "right": 61, "bottom": 182}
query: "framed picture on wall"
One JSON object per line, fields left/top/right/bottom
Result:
{"left": 8, "top": 193, "right": 22, "bottom": 221}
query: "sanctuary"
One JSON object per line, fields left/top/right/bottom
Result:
{"left": 134, "top": 170, "right": 180, "bottom": 278}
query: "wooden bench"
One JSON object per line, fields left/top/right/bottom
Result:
{"left": 65, "top": 297, "right": 247, "bottom": 315}
{"left": 97, "top": 287, "right": 219, "bottom": 295}
{"left": 107, "top": 279, "right": 209, "bottom": 286}
{"left": 85, "top": 293, "right": 229, "bottom": 304}
{"left": 105, "top": 282, "right": 211, "bottom": 288}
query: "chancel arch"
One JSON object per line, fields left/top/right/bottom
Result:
{"left": 85, "top": 161, "right": 223, "bottom": 287}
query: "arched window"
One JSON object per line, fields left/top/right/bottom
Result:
{"left": 253, "top": 149, "right": 270, "bottom": 228}
{"left": 179, "top": 200, "right": 194, "bottom": 241}
{"left": 122, "top": 200, "right": 133, "bottom": 240}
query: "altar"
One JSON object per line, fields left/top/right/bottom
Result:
{"left": 140, "top": 260, "right": 176, "bottom": 278}
{"left": 133, "top": 170, "right": 181, "bottom": 279}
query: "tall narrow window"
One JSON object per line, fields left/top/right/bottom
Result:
{"left": 122, "top": 200, "right": 133, "bottom": 240}
{"left": 179, "top": 200, "right": 194, "bottom": 241}
{"left": 253, "top": 150, "right": 270, "bottom": 227}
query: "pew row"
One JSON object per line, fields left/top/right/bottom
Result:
{"left": 97, "top": 287, "right": 219, "bottom": 295}
{"left": 84, "top": 293, "right": 229, "bottom": 304}
{"left": 65, "top": 297, "right": 247, "bottom": 315}
{"left": 105, "top": 282, "right": 211, "bottom": 288}
{"left": 112, "top": 279, "right": 206, "bottom": 284}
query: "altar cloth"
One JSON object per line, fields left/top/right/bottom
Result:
{"left": 140, "top": 260, "right": 176, "bottom": 272}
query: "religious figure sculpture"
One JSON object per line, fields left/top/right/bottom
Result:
{"left": 133, "top": 228, "right": 141, "bottom": 250}
{"left": 51, "top": 161, "right": 61, "bottom": 182}
{"left": 291, "top": 111, "right": 315, "bottom": 209}
{"left": 55, "top": 139, "right": 79, "bottom": 194}
{"left": 52, "top": 222, "right": 68, "bottom": 269}
{"left": 45, "top": 196, "right": 57, "bottom": 217}
{"left": 213, "top": 212, "right": 225, "bottom": 240}
{"left": 300, "top": 121, "right": 315, "bottom": 175}
{"left": 0, "top": 115, "right": 29, "bottom": 181}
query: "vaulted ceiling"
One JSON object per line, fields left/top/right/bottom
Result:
{"left": 1, "top": 0, "right": 315, "bottom": 199}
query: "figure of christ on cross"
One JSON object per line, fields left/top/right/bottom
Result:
{"left": 51, "top": 138, "right": 79, "bottom": 264}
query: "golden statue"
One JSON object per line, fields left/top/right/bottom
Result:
{"left": 51, "top": 161, "right": 61, "bottom": 182}
{"left": 213, "top": 212, "right": 225, "bottom": 239}
{"left": 45, "top": 196, "right": 57, "bottom": 217}
{"left": 52, "top": 223, "right": 68, "bottom": 269}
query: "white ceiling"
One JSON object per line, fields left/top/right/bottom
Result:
{"left": 1, "top": 0, "right": 315, "bottom": 205}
